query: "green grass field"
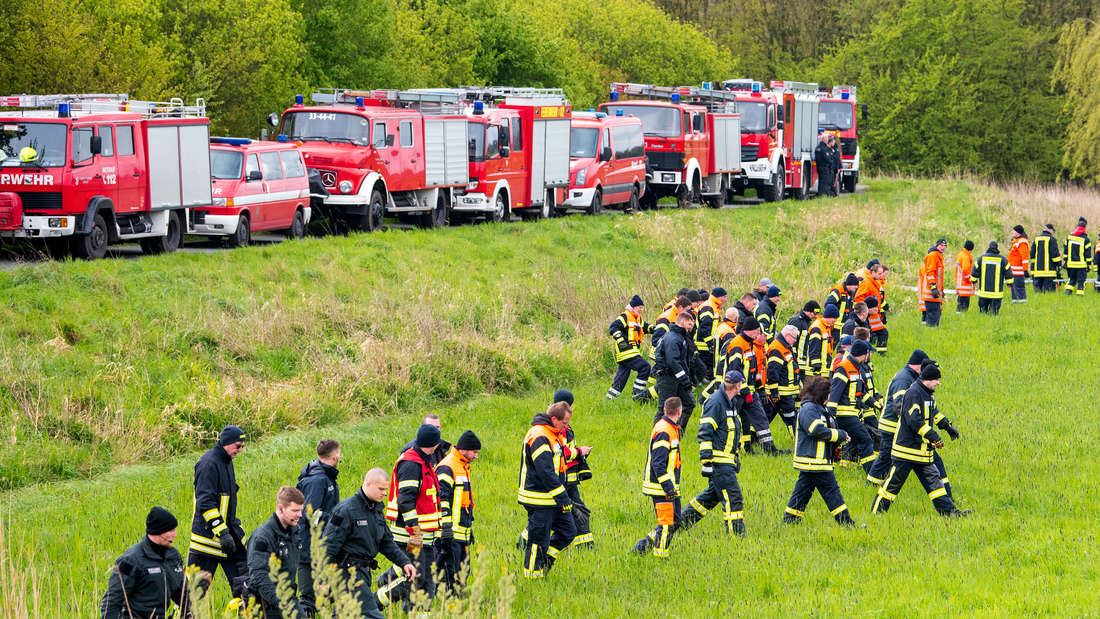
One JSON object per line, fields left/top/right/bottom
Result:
{"left": 3, "top": 178, "right": 1100, "bottom": 615}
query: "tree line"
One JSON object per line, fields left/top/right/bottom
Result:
{"left": 1, "top": 0, "right": 1098, "bottom": 183}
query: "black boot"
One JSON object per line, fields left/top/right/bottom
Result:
{"left": 782, "top": 514, "right": 802, "bottom": 525}
{"left": 944, "top": 508, "right": 971, "bottom": 518}
{"left": 728, "top": 520, "right": 745, "bottom": 537}
{"left": 762, "top": 441, "right": 791, "bottom": 456}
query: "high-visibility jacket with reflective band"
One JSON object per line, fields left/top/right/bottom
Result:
{"left": 752, "top": 340, "right": 767, "bottom": 388}
{"left": 1064, "top": 232, "right": 1092, "bottom": 268}
{"left": 881, "top": 366, "right": 919, "bottom": 435}
{"left": 892, "top": 380, "right": 949, "bottom": 464}
{"left": 709, "top": 320, "right": 738, "bottom": 380}
{"left": 786, "top": 312, "right": 814, "bottom": 368}
{"left": 1008, "top": 237, "right": 1030, "bottom": 276}
{"left": 972, "top": 251, "right": 1011, "bottom": 299}
{"left": 919, "top": 249, "right": 945, "bottom": 305}
{"left": 766, "top": 337, "right": 799, "bottom": 397}
{"left": 649, "top": 305, "right": 681, "bottom": 360}
{"left": 694, "top": 297, "right": 723, "bottom": 353}
{"left": 854, "top": 274, "right": 880, "bottom": 305}
{"left": 386, "top": 448, "right": 442, "bottom": 539}
{"left": 609, "top": 309, "right": 651, "bottom": 362}
{"left": 190, "top": 445, "right": 239, "bottom": 558}
{"left": 698, "top": 389, "right": 741, "bottom": 465}
{"left": 1029, "top": 232, "right": 1061, "bottom": 277}
{"left": 725, "top": 334, "right": 762, "bottom": 391}
{"left": 793, "top": 402, "right": 845, "bottom": 472}
{"left": 825, "top": 284, "right": 853, "bottom": 323}
{"left": 805, "top": 317, "right": 835, "bottom": 377}
{"left": 754, "top": 298, "right": 777, "bottom": 342}
{"left": 563, "top": 425, "right": 591, "bottom": 485}
{"left": 642, "top": 416, "right": 682, "bottom": 497}
{"left": 955, "top": 249, "right": 975, "bottom": 297}
{"left": 435, "top": 448, "right": 473, "bottom": 543}
{"left": 517, "top": 421, "right": 569, "bottom": 507}
{"left": 859, "top": 360, "right": 883, "bottom": 419}
{"left": 827, "top": 357, "right": 864, "bottom": 417}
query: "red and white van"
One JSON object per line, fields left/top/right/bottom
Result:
{"left": 190, "top": 138, "right": 311, "bottom": 246}
{"left": 562, "top": 111, "right": 646, "bottom": 213}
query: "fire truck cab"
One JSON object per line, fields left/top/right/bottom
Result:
{"left": 600, "top": 83, "right": 741, "bottom": 209}
{"left": 817, "top": 86, "right": 867, "bottom": 193}
{"left": 276, "top": 89, "right": 468, "bottom": 231}
{"left": 190, "top": 138, "right": 311, "bottom": 246}
{"left": 769, "top": 80, "right": 820, "bottom": 200}
{"left": 0, "top": 93, "right": 210, "bottom": 259}
{"left": 562, "top": 111, "right": 646, "bottom": 214}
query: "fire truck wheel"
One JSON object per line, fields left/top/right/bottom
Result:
{"left": 628, "top": 188, "right": 641, "bottom": 212}
{"left": 364, "top": 190, "right": 385, "bottom": 232}
{"left": 420, "top": 195, "right": 448, "bottom": 229}
{"left": 842, "top": 174, "right": 857, "bottom": 194}
{"left": 491, "top": 192, "right": 509, "bottom": 223}
{"left": 72, "top": 213, "right": 109, "bottom": 260}
{"left": 587, "top": 190, "right": 602, "bottom": 215}
{"left": 140, "top": 211, "right": 183, "bottom": 254}
{"left": 228, "top": 214, "right": 250, "bottom": 248}
{"left": 795, "top": 163, "right": 810, "bottom": 201}
{"left": 289, "top": 210, "right": 306, "bottom": 239}
{"left": 705, "top": 195, "right": 723, "bottom": 209}
{"left": 761, "top": 164, "right": 785, "bottom": 203}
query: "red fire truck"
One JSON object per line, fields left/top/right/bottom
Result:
{"left": 0, "top": 93, "right": 211, "bottom": 259}
{"left": 768, "top": 80, "right": 820, "bottom": 200}
{"left": 817, "top": 85, "right": 867, "bottom": 193}
{"left": 275, "top": 89, "right": 469, "bottom": 231}
{"left": 600, "top": 83, "right": 741, "bottom": 209}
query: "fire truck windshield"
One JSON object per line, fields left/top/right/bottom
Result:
{"left": 570, "top": 128, "right": 598, "bottom": 158}
{"left": 281, "top": 111, "right": 371, "bottom": 145}
{"left": 0, "top": 122, "right": 66, "bottom": 167}
{"left": 602, "top": 105, "right": 680, "bottom": 137}
{"left": 818, "top": 101, "right": 854, "bottom": 130}
{"left": 210, "top": 149, "right": 244, "bottom": 180}
{"left": 738, "top": 102, "right": 767, "bottom": 133}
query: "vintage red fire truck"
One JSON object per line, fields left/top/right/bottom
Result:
{"left": 600, "top": 83, "right": 741, "bottom": 209}
{"left": 190, "top": 137, "right": 311, "bottom": 246}
{"left": 562, "top": 110, "right": 646, "bottom": 213}
{"left": 275, "top": 89, "right": 469, "bottom": 231}
{"left": 0, "top": 93, "right": 211, "bottom": 259}
{"left": 817, "top": 85, "right": 867, "bottom": 193}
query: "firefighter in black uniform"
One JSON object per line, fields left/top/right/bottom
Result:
{"left": 1064, "top": 217, "right": 1092, "bottom": 296}
{"left": 693, "top": 287, "right": 726, "bottom": 380}
{"left": 555, "top": 390, "right": 594, "bottom": 548}
{"left": 400, "top": 414, "right": 451, "bottom": 467}
{"left": 782, "top": 376, "right": 855, "bottom": 526}
{"left": 731, "top": 293, "right": 758, "bottom": 333}
{"left": 100, "top": 507, "right": 188, "bottom": 619}
{"left": 972, "top": 241, "right": 1012, "bottom": 314}
{"left": 726, "top": 317, "right": 784, "bottom": 455}
{"left": 680, "top": 370, "right": 747, "bottom": 536}
{"left": 246, "top": 486, "right": 305, "bottom": 619}
{"left": 872, "top": 363, "right": 969, "bottom": 516}
{"left": 1030, "top": 223, "right": 1061, "bottom": 292}
{"left": 632, "top": 397, "right": 684, "bottom": 557}
{"left": 827, "top": 340, "right": 877, "bottom": 474}
{"left": 517, "top": 402, "right": 576, "bottom": 579}
{"left": 188, "top": 425, "right": 249, "bottom": 600}
{"left": 840, "top": 301, "right": 869, "bottom": 336}
{"left": 606, "top": 295, "right": 654, "bottom": 401}
{"left": 815, "top": 133, "right": 836, "bottom": 197}
{"left": 324, "top": 469, "right": 415, "bottom": 619}
{"left": 435, "top": 430, "right": 481, "bottom": 593}
{"left": 754, "top": 286, "right": 782, "bottom": 342}
{"left": 296, "top": 438, "right": 341, "bottom": 615}
{"left": 766, "top": 325, "right": 802, "bottom": 435}
{"left": 653, "top": 311, "right": 696, "bottom": 430}
{"left": 786, "top": 300, "right": 820, "bottom": 371}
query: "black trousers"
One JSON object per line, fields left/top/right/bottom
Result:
{"left": 836, "top": 415, "right": 875, "bottom": 472}
{"left": 376, "top": 543, "right": 437, "bottom": 608}
{"left": 633, "top": 496, "right": 681, "bottom": 557}
{"left": 681, "top": 464, "right": 744, "bottom": 535}
{"left": 768, "top": 395, "right": 798, "bottom": 434}
{"left": 187, "top": 544, "right": 249, "bottom": 598}
{"left": 819, "top": 169, "right": 836, "bottom": 196}
{"left": 872, "top": 458, "right": 955, "bottom": 514}
{"left": 567, "top": 484, "right": 593, "bottom": 545}
{"left": 956, "top": 295, "right": 972, "bottom": 312}
{"left": 609, "top": 356, "right": 651, "bottom": 398}
{"left": 297, "top": 561, "right": 316, "bottom": 613}
{"left": 739, "top": 394, "right": 774, "bottom": 445}
{"left": 870, "top": 328, "right": 889, "bottom": 353}
{"left": 923, "top": 301, "right": 942, "bottom": 326}
{"left": 1011, "top": 276, "right": 1027, "bottom": 301}
{"left": 1066, "top": 268, "right": 1087, "bottom": 292}
{"left": 655, "top": 374, "right": 694, "bottom": 429}
{"left": 784, "top": 470, "right": 851, "bottom": 524}
{"left": 977, "top": 297, "right": 1002, "bottom": 314}
{"left": 1032, "top": 276, "right": 1056, "bottom": 292}
{"left": 336, "top": 566, "right": 383, "bottom": 619}
{"left": 866, "top": 436, "right": 951, "bottom": 496}
{"left": 523, "top": 506, "right": 576, "bottom": 578}
{"left": 435, "top": 539, "right": 470, "bottom": 592}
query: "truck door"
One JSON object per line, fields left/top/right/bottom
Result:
{"left": 112, "top": 124, "right": 145, "bottom": 212}
{"left": 370, "top": 120, "right": 396, "bottom": 191}
{"left": 71, "top": 124, "right": 118, "bottom": 214}
{"left": 258, "top": 151, "right": 286, "bottom": 228}
{"left": 498, "top": 115, "right": 527, "bottom": 208}
{"left": 393, "top": 118, "right": 422, "bottom": 194}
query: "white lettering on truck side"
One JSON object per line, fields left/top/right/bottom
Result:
{"left": 0, "top": 174, "right": 56, "bottom": 186}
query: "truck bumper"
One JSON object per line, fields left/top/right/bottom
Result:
{"left": 453, "top": 192, "right": 495, "bottom": 213}
{"left": 649, "top": 171, "right": 683, "bottom": 186}
{"left": 742, "top": 159, "right": 772, "bottom": 181}
{"left": 562, "top": 186, "right": 597, "bottom": 208}
{"left": 189, "top": 213, "right": 240, "bottom": 236}
{"left": 0, "top": 215, "right": 76, "bottom": 238}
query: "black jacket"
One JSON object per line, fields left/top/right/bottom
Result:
{"left": 840, "top": 315, "right": 869, "bottom": 336}
{"left": 100, "top": 537, "right": 187, "bottom": 619}
{"left": 247, "top": 513, "right": 302, "bottom": 617}
{"left": 296, "top": 459, "right": 340, "bottom": 562}
{"left": 323, "top": 488, "right": 410, "bottom": 570}
{"left": 815, "top": 141, "right": 834, "bottom": 173}
{"left": 654, "top": 324, "right": 692, "bottom": 387}
{"left": 793, "top": 402, "right": 847, "bottom": 472}
{"left": 754, "top": 298, "right": 777, "bottom": 341}
{"left": 190, "top": 445, "right": 242, "bottom": 556}
{"left": 892, "top": 380, "right": 952, "bottom": 464}
{"left": 972, "top": 248, "right": 1011, "bottom": 298}
{"left": 881, "top": 366, "right": 919, "bottom": 434}
{"left": 732, "top": 301, "right": 754, "bottom": 334}
{"left": 698, "top": 389, "right": 741, "bottom": 468}
{"left": 786, "top": 311, "right": 814, "bottom": 366}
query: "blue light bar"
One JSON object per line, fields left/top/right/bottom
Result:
{"left": 610, "top": 92, "right": 620, "bottom": 101}
{"left": 57, "top": 103, "right": 70, "bottom": 117}
{"left": 355, "top": 96, "right": 364, "bottom": 107}
{"left": 751, "top": 82, "right": 761, "bottom": 93}
{"left": 671, "top": 94, "right": 680, "bottom": 103}
{"left": 841, "top": 91, "right": 850, "bottom": 100}
{"left": 210, "top": 137, "right": 253, "bottom": 146}
{"left": 702, "top": 81, "right": 712, "bottom": 90}
{"left": 277, "top": 134, "right": 288, "bottom": 143}
{"left": 615, "top": 110, "right": 623, "bottom": 116}
{"left": 473, "top": 101, "right": 484, "bottom": 115}
{"left": 295, "top": 94, "right": 304, "bottom": 105}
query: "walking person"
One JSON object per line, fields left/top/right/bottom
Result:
{"left": 680, "top": 371, "right": 747, "bottom": 537}
{"left": 100, "top": 507, "right": 189, "bottom": 619}
{"left": 517, "top": 402, "right": 576, "bottom": 579}
{"left": 296, "top": 439, "right": 341, "bottom": 616}
{"left": 434, "top": 430, "right": 481, "bottom": 593}
{"left": 606, "top": 295, "right": 654, "bottom": 401}
{"left": 955, "top": 240, "right": 975, "bottom": 312}
{"left": 187, "top": 425, "right": 249, "bottom": 601}
{"left": 246, "top": 487, "right": 306, "bottom": 619}
{"left": 632, "top": 397, "right": 684, "bottom": 557}
{"left": 919, "top": 239, "right": 947, "bottom": 326}
{"left": 653, "top": 311, "right": 696, "bottom": 430}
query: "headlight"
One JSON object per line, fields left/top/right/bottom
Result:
{"left": 212, "top": 197, "right": 226, "bottom": 206}
{"left": 338, "top": 180, "right": 353, "bottom": 193}
{"left": 575, "top": 169, "right": 587, "bottom": 186}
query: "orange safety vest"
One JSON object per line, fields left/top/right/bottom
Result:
{"left": 1008, "top": 237, "right": 1030, "bottom": 277}
{"left": 752, "top": 339, "right": 767, "bottom": 387}
{"left": 919, "top": 249, "right": 944, "bottom": 306}
{"left": 623, "top": 309, "right": 645, "bottom": 345}
{"left": 854, "top": 274, "right": 879, "bottom": 304}
{"left": 955, "top": 249, "right": 974, "bottom": 297}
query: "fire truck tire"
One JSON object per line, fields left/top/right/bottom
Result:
{"left": 364, "top": 190, "right": 385, "bottom": 232}
{"left": 588, "top": 189, "right": 602, "bottom": 215}
{"left": 141, "top": 210, "right": 183, "bottom": 255}
{"left": 842, "top": 173, "right": 857, "bottom": 194}
{"left": 289, "top": 210, "right": 306, "bottom": 239}
{"left": 628, "top": 188, "right": 641, "bottom": 212}
{"left": 72, "top": 214, "right": 109, "bottom": 260}
{"left": 228, "top": 214, "right": 251, "bottom": 248}
{"left": 795, "top": 163, "right": 810, "bottom": 200}
{"left": 760, "top": 164, "right": 785, "bottom": 203}
{"left": 420, "top": 194, "right": 448, "bottom": 229}
{"left": 490, "top": 192, "right": 509, "bottom": 223}
{"left": 705, "top": 195, "right": 723, "bottom": 209}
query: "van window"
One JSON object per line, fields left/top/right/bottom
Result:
{"left": 511, "top": 118, "right": 523, "bottom": 151}
{"left": 280, "top": 150, "right": 305, "bottom": 177}
{"left": 682, "top": 112, "right": 690, "bottom": 135}
{"left": 604, "top": 128, "right": 612, "bottom": 159}
{"left": 400, "top": 120, "right": 413, "bottom": 148}
{"left": 71, "top": 127, "right": 94, "bottom": 164}
{"left": 116, "top": 125, "right": 135, "bottom": 156}
{"left": 259, "top": 151, "right": 283, "bottom": 180}
{"left": 612, "top": 124, "right": 644, "bottom": 158}
{"left": 98, "top": 126, "right": 114, "bottom": 156}
{"left": 246, "top": 154, "right": 260, "bottom": 179}
{"left": 372, "top": 122, "right": 386, "bottom": 148}
{"left": 486, "top": 123, "right": 499, "bottom": 158}
{"left": 611, "top": 126, "right": 627, "bottom": 159}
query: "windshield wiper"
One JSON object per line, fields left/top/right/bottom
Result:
{"left": 818, "top": 123, "right": 840, "bottom": 130}
{"left": 296, "top": 135, "right": 332, "bottom": 143}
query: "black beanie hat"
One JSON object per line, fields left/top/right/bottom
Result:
{"left": 1078, "top": 217, "right": 1087, "bottom": 227}
{"left": 866, "top": 258, "right": 880, "bottom": 269}
{"left": 823, "top": 304, "right": 840, "bottom": 319}
{"left": 697, "top": 289, "right": 710, "bottom": 300}
{"left": 628, "top": 294, "right": 644, "bottom": 308}
{"left": 146, "top": 506, "right": 178, "bottom": 536}
{"left": 865, "top": 296, "right": 879, "bottom": 309}
{"left": 802, "top": 300, "right": 821, "bottom": 313}
{"left": 553, "top": 389, "right": 574, "bottom": 405}
{"left": 907, "top": 349, "right": 929, "bottom": 366}
{"left": 1045, "top": 223, "right": 1054, "bottom": 233}
{"left": 686, "top": 290, "right": 703, "bottom": 303}
{"left": 455, "top": 430, "right": 481, "bottom": 451}
{"left": 416, "top": 424, "right": 441, "bottom": 448}
{"left": 711, "top": 286, "right": 727, "bottom": 298}
{"left": 964, "top": 240, "right": 974, "bottom": 251}
{"left": 850, "top": 340, "right": 871, "bottom": 357}
{"left": 988, "top": 241, "right": 999, "bottom": 252}
{"left": 218, "top": 425, "right": 246, "bottom": 446}
{"left": 740, "top": 316, "right": 761, "bottom": 332}
{"left": 920, "top": 363, "right": 941, "bottom": 381}
{"left": 1012, "top": 225, "right": 1025, "bottom": 235}
{"left": 844, "top": 273, "right": 859, "bottom": 287}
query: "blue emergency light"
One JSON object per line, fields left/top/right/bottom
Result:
{"left": 355, "top": 96, "right": 365, "bottom": 107}
{"left": 277, "top": 134, "right": 288, "bottom": 143}
{"left": 751, "top": 82, "right": 761, "bottom": 93}
{"left": 473, "top": 101, "right": 484, "bottom": 115}
{"left": 58, "top": 103, "right": 70, "bottom": 117}
{"left": 671, "top": 94, "right": 680, "bottom": 103}
{"left": 702, "top": 82, "right": 712, "bottom": 90}
{"left": 210, "top": 137, "right": 253, "bottom": 146}
{"left": 841, "top": 91, "right": 850, "bottom": 100}
{"left": 295, "top": 94, "right": 304, "bottom": 105}
{"left": 615, "top": 110, "right": 623, "bottom": 116}
{"left": 610, "top": 92, "right": 619, "bottom": 101}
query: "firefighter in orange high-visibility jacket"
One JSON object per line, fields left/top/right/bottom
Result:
{"left": 376, "top": 424, "right": 443, "bottom": 609}
{"left": 632, "top": 397, "right": 684, "bottom": 557}
{"left": 1008, "top": 225, "right": 1030, "bottom": 303}
{"left": 607, "top": 295, "right": 654, "bottom": 401}
{"left": 919, "top": 238, "right": 947, "bottom": 326}
{"left": 433, "top": 430, "right": 480, "bottom": 595}
{"left": 517, "top": 402, "right": 575, "bottom": 579}
{"left": 783, "top": 376, "right": 855, "bottom": 526}
{"left": 955, "top": 240, "right": 975, "bottom": 312}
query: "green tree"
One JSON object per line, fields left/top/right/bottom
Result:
{"left": 1053, "top": 18, "right": 1100, "bottom": 184}
{"left": 291, "top": 0, "right": 400, "bottom": 90}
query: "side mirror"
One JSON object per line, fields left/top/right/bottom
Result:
{"left": 776, "top": 120, "right": 784, "bottom": 131}
{"left": 90, "top": 135, "right": 102, "bottom": 155}
{"left": 267, "top": 113, "right": 280, "bottom": 128}
{"left": 385, "top": 134, "right": 395, "bottom": 147}
{"left": 500, "top": 145, "right": 510, "bottom": 158}
{"left": 861, "top": 103, "right": 869, "bottom": 121}
{"left": 247, "top": 170, "right": 263, "bottom": 181}
{"left": 599, "top": 146, "right": 612, "bottom": 162}
{"left": 498, "top": 125, "right": 510, "bottom": 147}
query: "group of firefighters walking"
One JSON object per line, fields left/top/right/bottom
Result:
{"left": 920, "top": 217, "right": 1097, "bottom": 322}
